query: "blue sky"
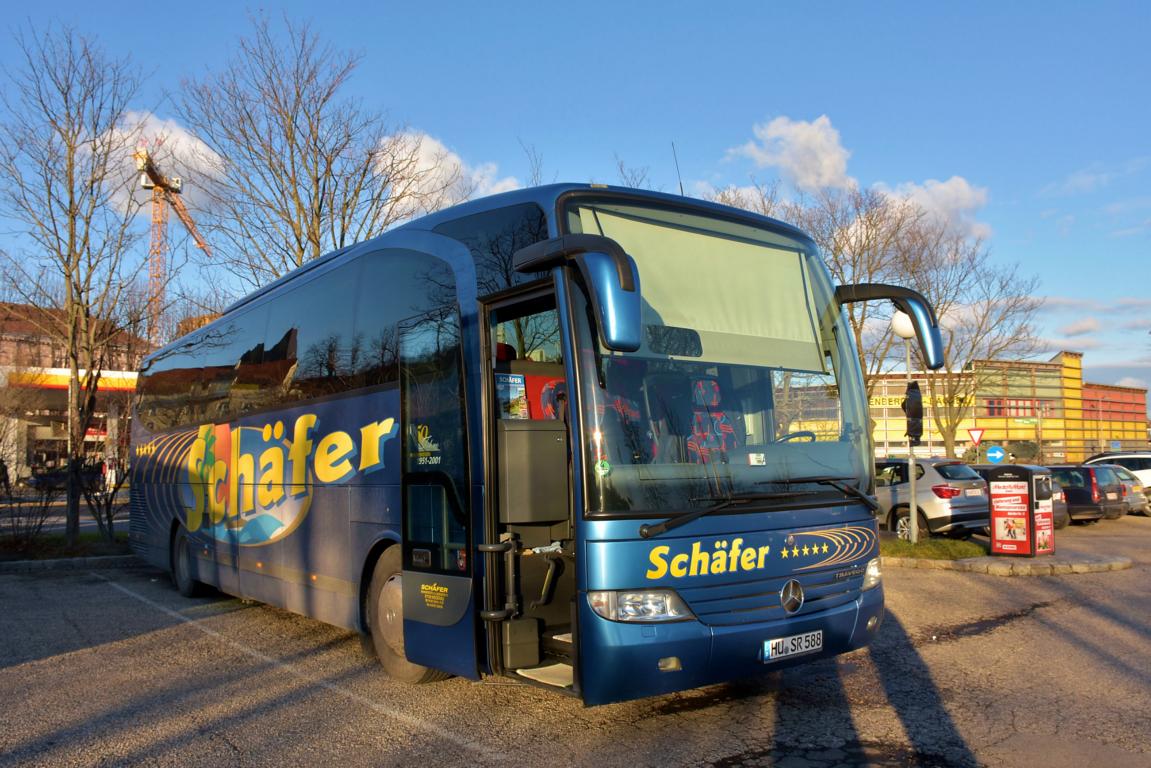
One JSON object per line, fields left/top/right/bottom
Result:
{"left": 4, "top": 1, "right": 1149, "bottom": 393}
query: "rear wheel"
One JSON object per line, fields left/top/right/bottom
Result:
{"left": 892, "top": 508, "right": 931, "bottom": 541}
{"left": 367, "top": 546, "right": 449, "bottom": 684}
{"left": 170, "top": 526, "right": 206, "bottom": 598}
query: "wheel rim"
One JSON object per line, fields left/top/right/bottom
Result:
{"left": 377, "top": 573, "right": 405, "bottom": 656}
{"left": 895, "top": 514, "right": 910, "bottom": 540}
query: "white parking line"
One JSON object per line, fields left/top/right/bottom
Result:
{"left": 94, "top": 573, "right": 506, "bottom": 762}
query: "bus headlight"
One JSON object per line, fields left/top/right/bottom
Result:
{"left": 588, "top": 590, "right": 694, "bottom": 622}
{"left": 862, "top": 557, "right": 882, "bottom": 591}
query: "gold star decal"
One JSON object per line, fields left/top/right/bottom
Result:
{"left": 792, "top": 546, "right": 800, "bottom": 557}
{"left": 822, "top": 543, "right": 829, "bottom": 553}
{"left": 801, "top": 545, "right": 810, "bottom": 555}
{"left": 781, "top": 548, "right": 789, "bottom": 559}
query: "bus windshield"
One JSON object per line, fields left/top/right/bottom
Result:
{"left": 564, "top": 197, "right": 870, "bottom": 517}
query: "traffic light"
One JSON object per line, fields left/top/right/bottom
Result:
{"left": 902, "top": 381, "right": 923, "bottom": 447}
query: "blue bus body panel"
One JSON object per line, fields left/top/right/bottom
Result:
{"left": 578, "top": 513, "right": 882, "bottom": 706}
{"left": 131, "top": 387, "right": 404, "bottom": 631}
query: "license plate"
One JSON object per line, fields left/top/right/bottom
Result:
{"left": 763, "top": 630, "right": 823, "bottom": 662}
{"left": 1107, "top": 492, "right": 1118, "bottom": 500}
{"left": 965, "top": 488, "right": 984, "bottom": 496}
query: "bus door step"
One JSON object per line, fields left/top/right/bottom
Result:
{"left": 516, "top": 662, "right": 573, "bottom": 689}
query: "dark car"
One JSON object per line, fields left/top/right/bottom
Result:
{"left": 26, "top": 463, "right": 104, "bottom": 493}
{"left": 1047, "top": 465, "right": 1126, "bottom": 521}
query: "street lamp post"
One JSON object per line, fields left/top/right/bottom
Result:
{"left": 892, "top": 311, "right": 919, "bottom": 544}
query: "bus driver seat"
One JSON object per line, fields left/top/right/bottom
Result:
{"left": 596, "top": 358, "right": 652, "bottom": 465}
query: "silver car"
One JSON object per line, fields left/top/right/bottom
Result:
{"left": 875, "top": 457, "right": 990, "bottom": 540}
{"left": 1105, "top": 464, "right": 1150, "bottom": 515}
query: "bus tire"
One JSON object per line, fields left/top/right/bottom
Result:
{"left": 368, "top": 546, "right": 449, "bottom": 684}
{"left": 171, "top": 525, "right": 206, "bottom": 598}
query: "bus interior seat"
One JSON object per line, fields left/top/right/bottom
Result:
{"left": 688, "top": 377, "right": 742, "bottom": 463}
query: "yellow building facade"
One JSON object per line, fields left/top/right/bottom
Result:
{"left": 871, "top": 352, "right": 1148, "bottom": 463}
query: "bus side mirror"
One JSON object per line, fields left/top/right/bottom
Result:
{"left": 835, "top": 283, "right": 945, "bottom": 370}
{"left": 514, "top": 234, "right": 642, "bottom": 352}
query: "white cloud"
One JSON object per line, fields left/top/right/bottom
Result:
{"left": 1058, "top": 317, "right": 1101, "bottom": 337}
{"left": 880, "top": 176, "right": 991, "bottom": 240}
{"left": 119, "top": 111, "right": 225, "bottom": 211}
{"left": 399, "top": 131, "right": 518, "bottom": 206}
{"left": 730, "top": 115, "right": 854, "bottom": 192}
{"left": 1041, "top": 156, "right": 1151, "bottom": 197}
{"left": 1035, "top": 335, "right": 1105, "bottom": 353}
{"left": 1116, "top": 376, "right": 1148, "bottom": 389}
{"left": 94, "top": 110, "right": 221, "bottom": 215}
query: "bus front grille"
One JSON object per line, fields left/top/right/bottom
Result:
{"left": 676, "top": 571, "right": 861, "bottom": 626}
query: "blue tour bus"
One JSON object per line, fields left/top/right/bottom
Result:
{"left": 130, "top": 184, "right": 942, "bottom": 705}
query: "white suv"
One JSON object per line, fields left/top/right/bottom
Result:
{"left": 1084, "top": 452, "right": 1151, "bottom": 489}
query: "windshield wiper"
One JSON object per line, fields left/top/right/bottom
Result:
{"left": 638, "top": 491, "right": 819, "bottom": 539}
{"left": 757, "top": 475, "right": 880, "bottom": 513}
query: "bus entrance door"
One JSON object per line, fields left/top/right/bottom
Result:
{"left": 484, "top": 290, "right": 577, "bottom": 686}
{"left": 395, "top": 259, "right": 479, "bottom": 680}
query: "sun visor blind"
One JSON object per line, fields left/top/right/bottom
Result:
{"left": 578, "top": 207, "right": 824, "bottom": 371}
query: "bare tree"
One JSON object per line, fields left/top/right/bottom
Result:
{"left": 899, "top": 220, "right": 1042, "bottom": 457}
{"left": 518, "top": 139, "right": 548, "bottom": 187}
{"left": 784, "top": 186, "right": 925, "bottom": 396}
{"left": 178, "top": 16, "right": 462, "bottom": 288}
{"left": 615, "top": 155, "right": 657, "bottom": 190}
{"left": 0, "top": 25, "right": 147, "bottom": 546}
{"left": 706, "top": 179, "right": 782, "bottom": 219}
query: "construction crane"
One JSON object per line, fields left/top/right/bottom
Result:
{"left": 134, "top": 145, "right": 211, "bottom": 344}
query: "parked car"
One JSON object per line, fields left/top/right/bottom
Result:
{"left": 1083, "top": 451, "right": 1151, "bottom": 489}
{"left": 25, "top": 462, "right": 104, "bottom": 493}
{"left": 971, "top": 465, "right": 1071, "bottom": 531}
{"left": 1105, "top": 464, "right": 1150, "bottom": 515}
{"left": 1046, "top": 465, "right": 1126, "bottom": 521}
{"left": 1049, "top": 478, "right": 1072, "bottom": 530}
{"left": 874, "top": 457, "right": 990, "bottom": 540}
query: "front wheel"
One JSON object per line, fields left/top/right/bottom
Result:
{"left": 892, "top": 508, "right": 931, "bottom": 542}
{"left": 367, "top": 546, "right": 449, "bottom": 684}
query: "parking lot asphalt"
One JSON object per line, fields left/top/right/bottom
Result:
{"left": 1, "top": 517, "right": 1148, "bottom": 767}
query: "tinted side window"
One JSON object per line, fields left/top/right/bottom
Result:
{"left": 1093, "top": 467, "right": 1120, "bottom": 486}
{"left": 935, "top": 463, "right": 981, "bottom": 480}
{"left": 266, "top": 262, "right": 362, "bottom": 403}
{"left": 875, "top": 463, "right": 900, "bottom": 487}
{"left": 137, "top": 346, "right": 201, "bottom": 432}
{"left": 137, "top": 306, "right": 268, "bottom": 431}
{"left": 433, "top": 203, "right": 549, "bottom": 296}
{"left": 354, "top": 249, "right": 448, "bottom": 389}
{"left": 1052, "top": 469, "right": 1085, "bottom": 489}
{"left": 1113, "top": 466, "right": 1138, "bottom": 483}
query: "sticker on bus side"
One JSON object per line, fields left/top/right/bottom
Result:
{"left": 135, "top": 389, "right": 402, "bottom": 547}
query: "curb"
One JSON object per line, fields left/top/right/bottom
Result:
{"left": 0, "top": 554, "right": 142, "bottom": 574}
{"left": 882, "top": 554, "right": 1133, "bottom": 576}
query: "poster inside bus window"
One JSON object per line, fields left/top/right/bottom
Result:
{"left": 496, "top": 373, "right": 529, "bottom": 419}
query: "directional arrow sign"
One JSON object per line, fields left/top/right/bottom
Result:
{"left": 986, "top": 445, "right": 1005, "bottom": 464}
{"left": 968, "top": 428, "right": 985, "bottom": 446}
